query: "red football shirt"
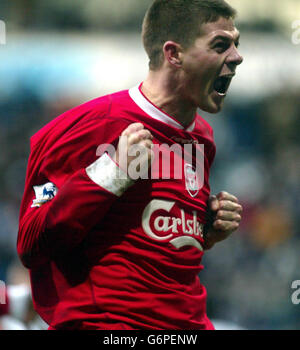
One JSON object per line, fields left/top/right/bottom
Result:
{"left": 17, "top": 84, "right": 216, "bottom": 330}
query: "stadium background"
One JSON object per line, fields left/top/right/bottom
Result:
{"left": 0, "top": 0, "right": 299, "bottom": 330}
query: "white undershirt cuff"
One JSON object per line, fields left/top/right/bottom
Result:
{"left": 86, "top": 153, "right": 134, "bottom": 197}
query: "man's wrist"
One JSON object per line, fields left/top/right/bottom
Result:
{"left": 203, "top": 225, "right": 215, "bottom": 250}
{"left": 202, "top": 238, "right": 215, "bottom": 250}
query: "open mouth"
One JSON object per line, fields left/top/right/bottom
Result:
{"left": 213, "top": 76, "right": 233, "bottom": 96}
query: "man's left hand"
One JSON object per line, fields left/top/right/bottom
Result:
{"left": 203, "top": 191, "right": 243, "bottom": 250}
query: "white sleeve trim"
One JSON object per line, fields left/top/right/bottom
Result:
{"left": 86, "top": 153, "right": 134, "bottom": 197}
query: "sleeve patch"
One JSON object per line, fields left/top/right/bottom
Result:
{"left": 31, "top": 182, "right": 58, "bottom": 208}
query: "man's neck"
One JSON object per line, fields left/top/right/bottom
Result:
{"left": 141, "top": 70, "right": 197, "bottom": 128}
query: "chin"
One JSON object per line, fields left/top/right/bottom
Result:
{"left": 199, "top": 102, "right": 223, "bottom": 114}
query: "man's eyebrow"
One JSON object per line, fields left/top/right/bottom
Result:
{"left": 210, "top": 33, "right": 240, "bottom": 44}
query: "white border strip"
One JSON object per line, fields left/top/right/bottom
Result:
{"left": 129, "top": 85, "right": 195, "bottom": 132}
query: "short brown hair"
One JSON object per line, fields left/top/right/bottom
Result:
{"left": 142, "top": 0, "right": 237, "bottom": 70}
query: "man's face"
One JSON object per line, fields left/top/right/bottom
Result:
{"left": 180, "top": 17, "right": 243, "bottom": 113}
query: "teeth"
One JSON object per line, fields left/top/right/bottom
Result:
{"left": 214, "top": 76, "right": 231, "bottom": 95}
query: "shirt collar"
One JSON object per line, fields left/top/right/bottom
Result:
{"left": 129, "top": 84, "right": 196, "bottom": 133}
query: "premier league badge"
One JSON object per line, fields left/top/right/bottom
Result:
{"left": 31, "top": 182, "right": 58, "bottom": 207}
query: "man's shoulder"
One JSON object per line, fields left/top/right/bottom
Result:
{"left": 31, "top": 89, "right": 133, "bottom": 148}
{"left": 40, "top": 88, "right": 131, "bottom": 130}
{"left": 193, "top": 113, "right": 214, "bottom": 140}
{"left": 78, "top": 88, "right": 132, "bottom": 116}
{"left": 28, "top": 89, "right": 137, "bottom": 185}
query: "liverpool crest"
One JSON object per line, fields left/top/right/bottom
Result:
{"left": 184, "top": 163, "right": 199, "bottom": 198}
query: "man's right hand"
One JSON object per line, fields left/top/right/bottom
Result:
{"left": 113, "top": 123, "right": 154, "bottom": 179}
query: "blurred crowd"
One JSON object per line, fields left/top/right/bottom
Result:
{"left": 1, "top": 0, "right": 299, "bottom": 330}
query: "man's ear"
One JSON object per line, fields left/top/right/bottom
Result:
{"left": 163, "top": 41, "right": 183, "bottom": 68}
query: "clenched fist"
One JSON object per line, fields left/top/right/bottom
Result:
{"left": 203, "top": 191, "right": 243, "bottom": 250}
{"left": 114, "top": 123, "right": 154, "bottom": 179}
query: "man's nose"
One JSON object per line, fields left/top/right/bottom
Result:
{"left": 227, "top": 46, "right": 243, "bottom": 67}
